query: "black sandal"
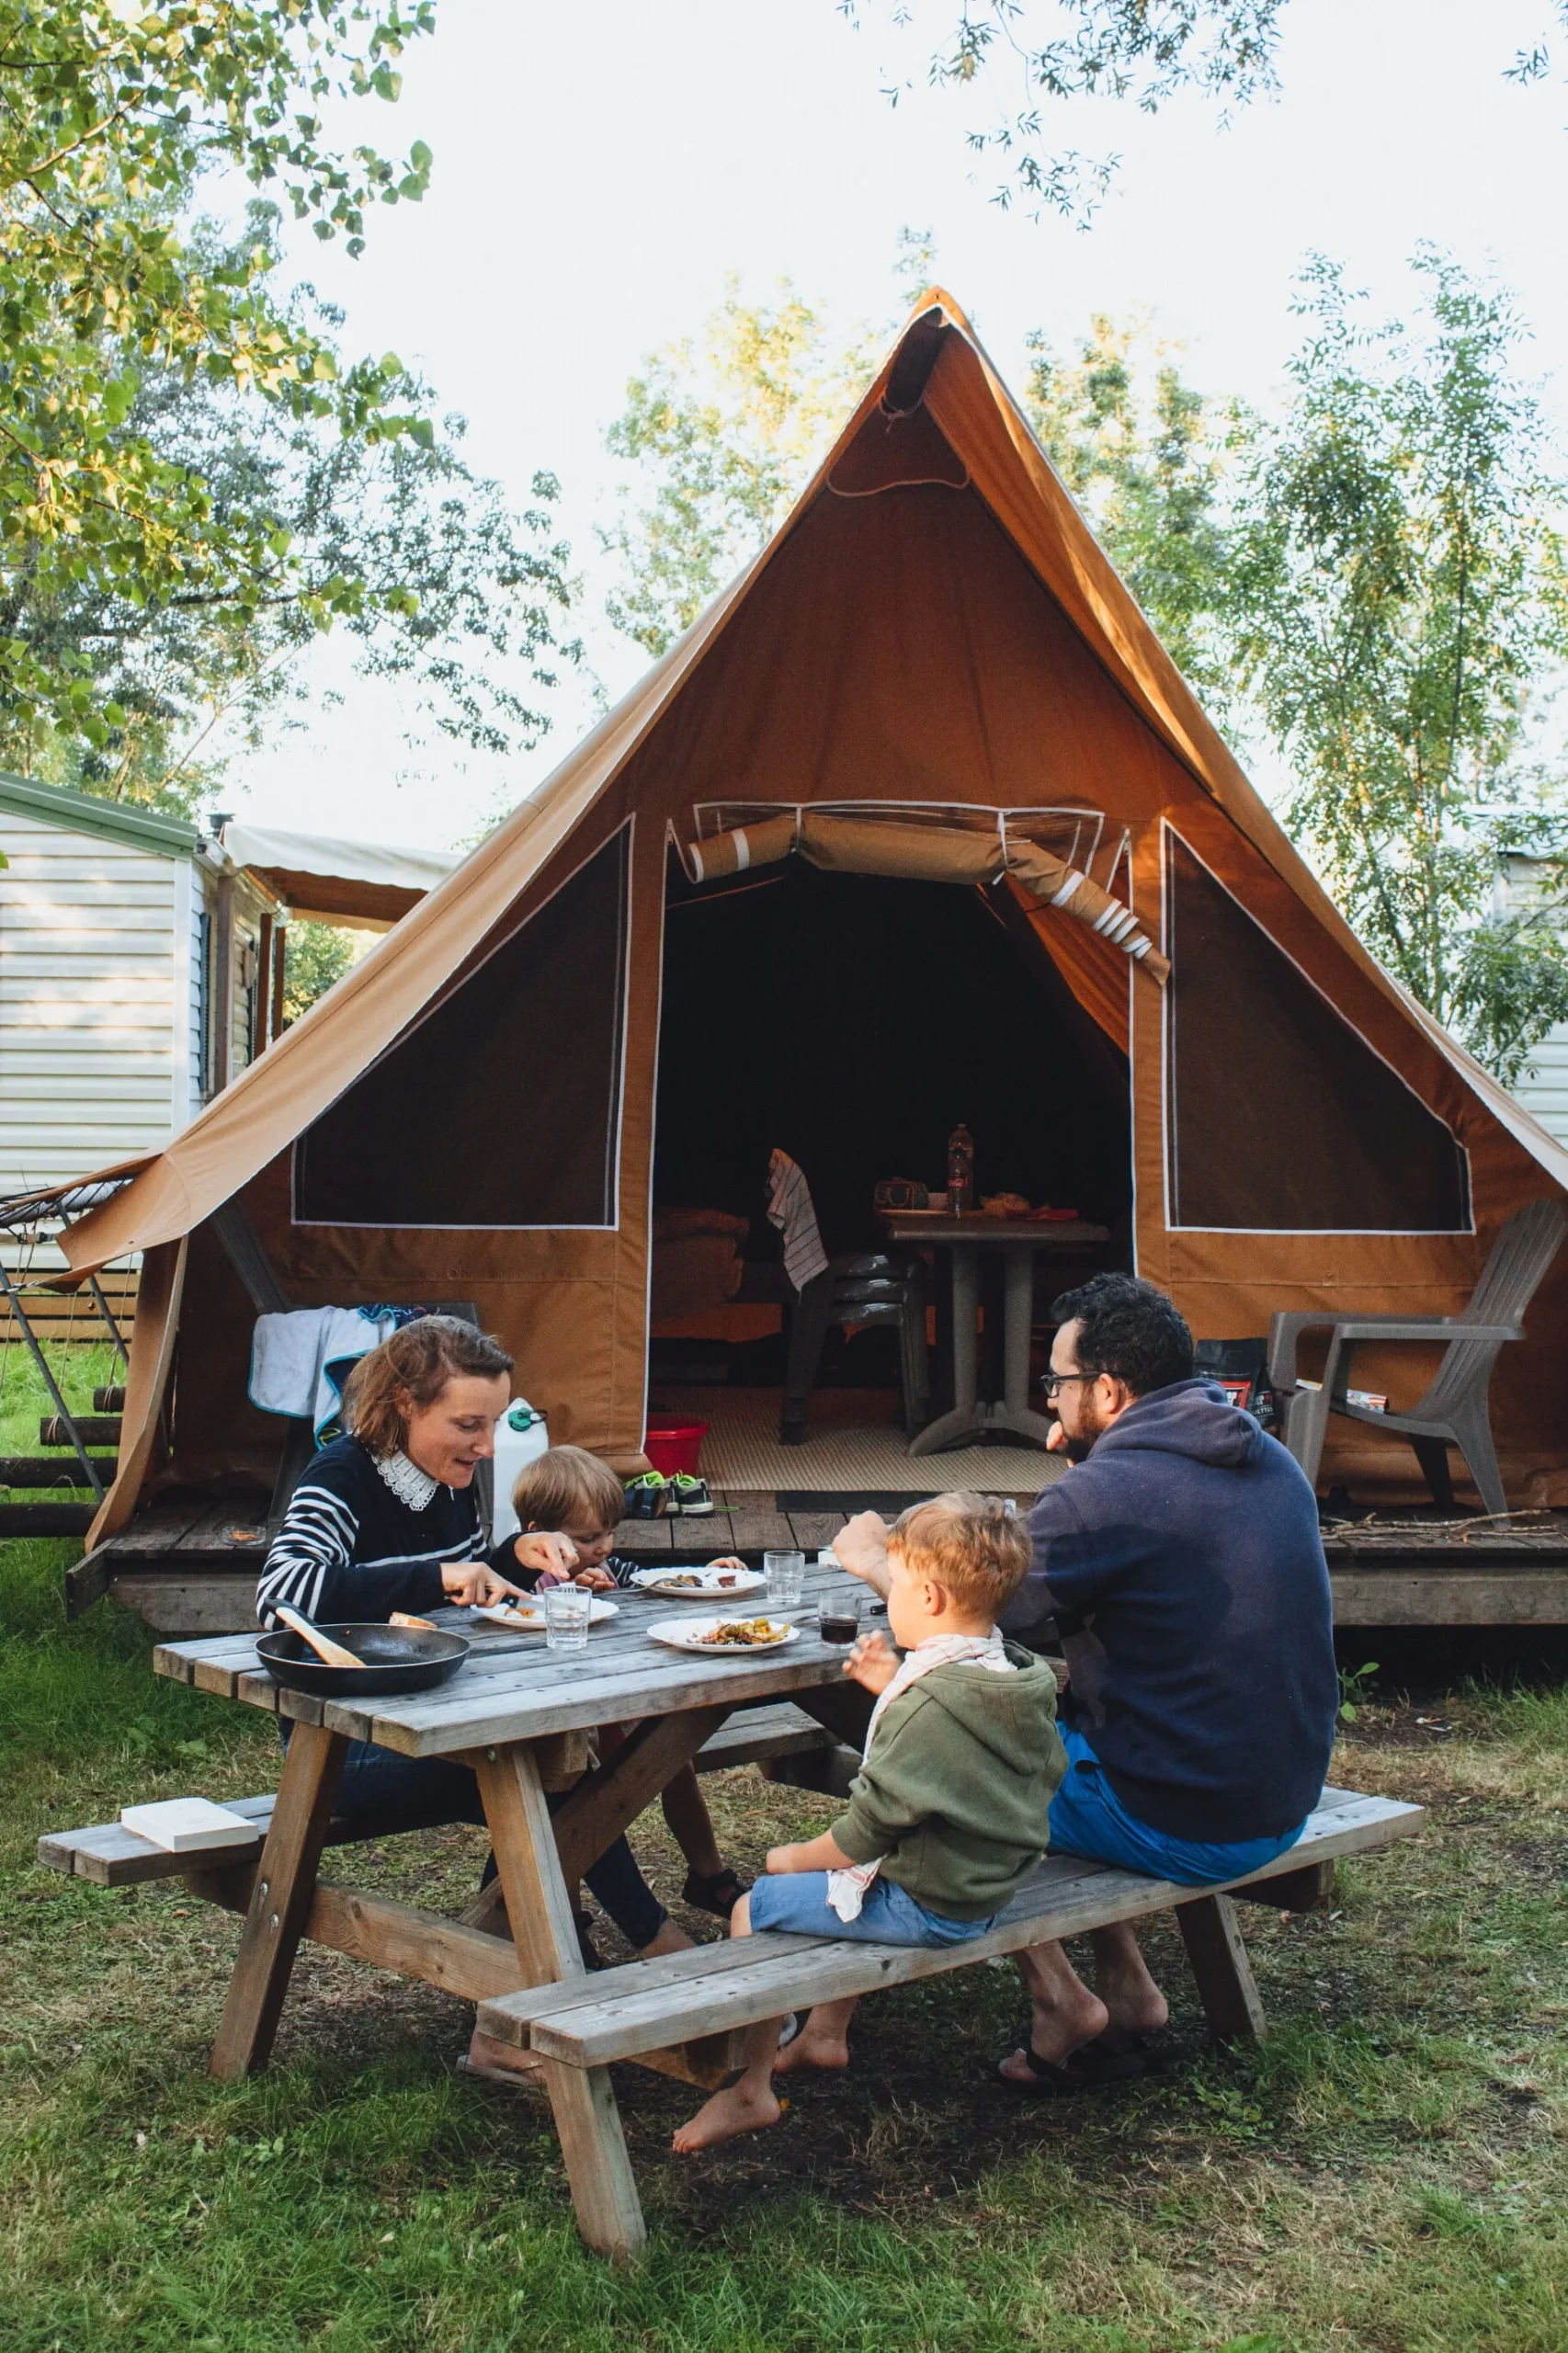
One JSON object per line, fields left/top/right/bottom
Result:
{"left": 994, "top": 2039, "right": 1148, "bottom": 2094}
{"left": 1081, "top": 2030, "right": 1165, "bottom": 2073}
{"left": 681, "top": 1865, "right": 748, "bottom": 1917}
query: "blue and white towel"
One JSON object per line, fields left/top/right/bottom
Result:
{"left": 249, "top": 1306, "right": 418, "bottom": 1444}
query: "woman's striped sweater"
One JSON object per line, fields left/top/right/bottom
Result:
{"left": 256, "top": 1435, "right": 486, "bottom": 1628}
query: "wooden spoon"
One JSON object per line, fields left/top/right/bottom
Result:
{"left": 273, "top": 1603, "right": 366, "bottom": 1669}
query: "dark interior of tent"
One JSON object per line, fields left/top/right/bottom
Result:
{"left": 649, "top": 847, "right": 1131, "bottom": 1393}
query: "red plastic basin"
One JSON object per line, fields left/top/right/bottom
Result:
{"left": 643, "top": 1415, "right": 708, "bottom": 1477}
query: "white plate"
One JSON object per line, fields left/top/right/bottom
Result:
{"left": 629, "top": 1564, "right": 766, "bottom": 1599}
{"left": 473, "top": 1597, "right": 619, "bottom": 1631}
{"left": 646, "top": 1614, "right": 801, "bottom": 1654}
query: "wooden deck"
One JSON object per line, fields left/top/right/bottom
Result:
{"left": 60, "top": 1497, "right": 1568, "bottom": 1633}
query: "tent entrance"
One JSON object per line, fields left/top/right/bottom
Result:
{"left": 649, "top": 849, "right": 1129, "bottom": 1407}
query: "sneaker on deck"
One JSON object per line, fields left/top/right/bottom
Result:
{"left": 666, "top": 1473, "right": 713, "bottom": 1516}
{"left": 623, "top": 1473, "right": 667, "bottom": 1519}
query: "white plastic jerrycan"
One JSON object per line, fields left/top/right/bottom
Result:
{"left": 489, "top": 1398, "right": 550, "bottom": 1542}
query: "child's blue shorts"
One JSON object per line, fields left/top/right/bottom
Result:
{"left": 748, "top": 1870, "right": 994, "bottom": 1947}
{"left": 1048, "top": 1725, "right": 1307, "bottom": 1886}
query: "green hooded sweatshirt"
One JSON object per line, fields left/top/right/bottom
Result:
{"left": 830, "top": 1641, "right": 1067, "bottom": 1921}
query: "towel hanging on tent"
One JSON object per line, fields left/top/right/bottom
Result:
{"left": 249, "top": 1305, "right": 425, "bottom": 1444}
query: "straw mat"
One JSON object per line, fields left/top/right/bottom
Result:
{"left": 651, "top": 1387, "right": 1068, "bottom": 1496}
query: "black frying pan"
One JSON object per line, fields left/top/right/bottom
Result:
{"left": 256, "top": 1622, "right": 470, "bottom": 1698}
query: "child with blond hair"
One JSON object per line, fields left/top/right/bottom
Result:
{"left": 672, "top": 1491, "right": 1065, "bottom": 2152}
{"left": 495, "top": 1445, "right": 746, "bottom": 1920}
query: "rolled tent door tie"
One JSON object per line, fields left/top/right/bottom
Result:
{"left": 679, "top": 811, "right": 798, "bottom": 882}
{"left": 800, "top": 812, "right": 1003, "bottom": 884}
{"left": 1005, "top": 839, "right": 1171, "bottom": 983}
{"left": 677, "top": 812, "right": 1170, "bottom": 983}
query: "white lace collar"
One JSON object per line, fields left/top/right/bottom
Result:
{"left": 374, "top": 1449, "right": 439, "bottom": 1511}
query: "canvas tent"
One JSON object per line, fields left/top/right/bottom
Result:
{"left": 50, "top": 290, "right": 1568, "bottom": 1545}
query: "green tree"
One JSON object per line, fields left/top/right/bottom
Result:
{"left": 1223, "top": 252, "right": 1568, "bottom": 1080}
{"left": 6, "top": 215, "right": 576, "bottom": 816}
{"left": 281, "top": 919, "right": 357, "bottom": 1024}
{"left": 0, "top": 0, "right": 439, "bottom": 751}
{"left": 600, "top": 278, "right": 881, "bottom": 658}
{"left": 1023, "top": 313, "right": 1232, "bottom": 704}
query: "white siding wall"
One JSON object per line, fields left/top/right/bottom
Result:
{"left": 0, "top": 808, "right": 182, "bottom": 1201}
{"left": 1510, "top": 1028, "right": 1568, "bottom": 1149}
{"left": 1494, "top": 856, "right": 1568, "bottom": 1149}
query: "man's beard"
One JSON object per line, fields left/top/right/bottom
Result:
{"left": 1051, "top": 1419, "right": 1095, "bottom": 1464}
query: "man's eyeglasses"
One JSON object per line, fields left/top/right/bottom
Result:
{"left": 1039, "top": 1371, "right": 1091, "bottom": 1401}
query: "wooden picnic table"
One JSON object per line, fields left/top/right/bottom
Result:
{"left": 879, "top": 1211, "right": 1110, "bottom": 1455}
{"left": 151, "top": 1558, "right": 876, "bottom": 2263}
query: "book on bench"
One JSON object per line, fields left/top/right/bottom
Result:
{"left": 119, "top": 1799, "right": 263, "bottom": 1854}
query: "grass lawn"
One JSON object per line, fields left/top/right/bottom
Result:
{"left": 4, "top": 1535, "right": 1567, "bottom": 2352}
{"left": 0, "top": 1337, "right": 122, "bottom": 1485}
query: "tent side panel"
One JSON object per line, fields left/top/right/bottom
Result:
{"left": 1131, "top": 807, "right": 1568, "bottom": 1493}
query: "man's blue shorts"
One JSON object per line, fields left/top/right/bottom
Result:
{"left": 1047, "top": 1725, "right": 1307, "bottom": 1887}
{"left": 748, "top": 1870, "right": 994, "bottom": 1947}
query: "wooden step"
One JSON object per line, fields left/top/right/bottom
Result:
{"left": 477, "top": 1790, "right": 1424, "bottom": 2070}
{"left": 40, "top": 1415, "right": 120, "bottom": 1447}
{"left": 93, "top": 1386, "right": 127, "bottom": 1414}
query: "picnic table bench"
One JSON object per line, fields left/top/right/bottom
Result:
{"left": 38, "top": 1563, "right": 1422, "bottom": 2264}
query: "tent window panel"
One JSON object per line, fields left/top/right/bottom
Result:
{"left": 294, "top": 829, "right": 630, "bottom": 1229}
{"left": 1165, "top": 835, "right": 1471, "bottom": 1233}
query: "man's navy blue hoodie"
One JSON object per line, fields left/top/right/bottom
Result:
{"left": 1002, "top": 1378, "right": 1337, "bottom": 1844}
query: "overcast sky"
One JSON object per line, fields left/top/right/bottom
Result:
{"left": 222, "top": 0, "right": 1568, "bottom": 851}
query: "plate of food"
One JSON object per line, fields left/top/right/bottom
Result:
{"left": 473, "top": 1595, "right": 620, "bottom": 1631}
{"left": 629, "top": 1562, "right": 765, "bottom": 1599}
{"left": 646, "top": 1614, "right": 799, "bottom": 1654}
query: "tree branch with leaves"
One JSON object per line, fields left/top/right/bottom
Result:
{"left": 0, "top": 1, "right": 441, "bottom": 750}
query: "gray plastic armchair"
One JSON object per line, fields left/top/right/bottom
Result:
{"left": 1267, "top": 1197, "right": 1565, "bottom": 1518}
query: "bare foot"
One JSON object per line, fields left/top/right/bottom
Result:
{"left": 641, "top": 1919, "right": 695, "bottom": 1958}
{"left": 1091, "top": 1930, "right": 1170, "bottom": 2044}
{"left": 774, "top": 2023, "right": 850, "bottom": 2075}
{"left": 671, "top": 2077, "right": 781, "bottom": 2153}
{"left": 996, "top": 1975, "right": 1108, "bottom": 2086}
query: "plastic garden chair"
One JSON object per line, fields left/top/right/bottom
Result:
{"left": 1267, "top": 1198, "right": 1565, "bottom": 1517}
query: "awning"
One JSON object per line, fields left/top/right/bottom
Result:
{"left": 222, "top": 823, "right": 459, "bottom": 929}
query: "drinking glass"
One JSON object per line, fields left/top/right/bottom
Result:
{"left": 763, "top": 1549, "right": 805, "bottom": 1610}
{"left": 543, "top": 1580, "right": 593, "bottom": 1653}
{"left": 818, "top": 1589, "right": 861, "bottom": 1646}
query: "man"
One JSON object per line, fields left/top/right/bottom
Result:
{"left": 826, "top": 1271, "right": 1336, "bottom": 2092}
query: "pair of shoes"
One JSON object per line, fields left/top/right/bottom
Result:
{"left": 681, "top": 1863, "right": 748, "bottom": 1917}
{"left": 993, "top": 2036, "right": 1151, "bottom": 2095}
{"left": 625, "top": 1472, "right": 713, "bottom": 1516}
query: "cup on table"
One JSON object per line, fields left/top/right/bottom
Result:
{"left": 818, "top": 1589, "right": 861, "bottom": 1647}
{"left": 543, "top": 1581, "right": 593, "bottom": 1653}
{"left": 763, "top": 1549, "right": 805, "bottom": 1610}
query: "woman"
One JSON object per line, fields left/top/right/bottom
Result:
{"left": 257, "top": 1317, "right": 692, "bottom": 2079}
